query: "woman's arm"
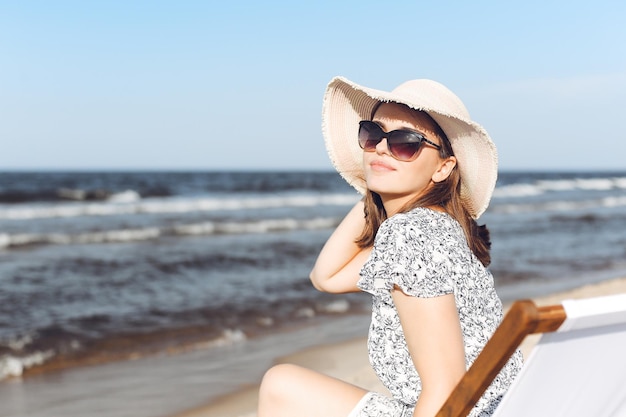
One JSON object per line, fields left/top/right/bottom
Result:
{"left": 309, "top": 201, "right": 371, "bottom": 294}
{"left": 391, "top": 290, "right": 466, "bottom": 417}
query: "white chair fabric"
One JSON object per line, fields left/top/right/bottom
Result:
{"left": 492, "top": 293, "right": 626, "bottom": 417}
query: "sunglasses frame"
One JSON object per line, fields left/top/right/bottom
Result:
{"left": 358, "top": 120, "right": 442, "bottom": 162}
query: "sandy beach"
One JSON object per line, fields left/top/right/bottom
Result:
{"left": 178, "top": 275, "right": 626, "bottom": 417}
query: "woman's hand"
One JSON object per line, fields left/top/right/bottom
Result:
{"left": 309, "top": 201, "right": 371, "bottom": 293}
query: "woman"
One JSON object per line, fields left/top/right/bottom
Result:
{"left": 257, "top": 76, "right": 523, "bottom": 417}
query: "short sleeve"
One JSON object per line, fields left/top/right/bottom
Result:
{"left": 358, "top": 211, "right": 456, "bottom": 299}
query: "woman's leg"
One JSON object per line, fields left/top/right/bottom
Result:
{"left": 257, "top": 363, "right": 368, "bottom": 417}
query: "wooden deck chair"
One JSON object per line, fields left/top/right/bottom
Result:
{"left": 436, "top": 292, "right": 626, "bottom": 417}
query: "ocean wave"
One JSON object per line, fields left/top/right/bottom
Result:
{"left": 0, "top": 329, "right": 246, "bottom": 381}
{"left": 0, "top": 193, "right": 359, "bottom": 221}
{"left": 2, "top": 176, "right": 624, "bottom": 220}
{"left": 493, "top": 176, "right": 626, "bottom": 198}
{"left": 187, "top": 329, "right": 247, "bottom": 351}
{"left": 491, "top": 195, "right": 626, "bottom": 214}
{"left": 0, "top": 291, "right": 364, "bottom": 380}
{"left": 0, "top": 350, "right": 55, "bottom": 380}
{"left": 173, "top": 217, "right": 338, "bottom": 236}
{"left": 57, "top": 188, "right": 141, "bottom": 202}
{"left": 0, "top": 228, "right": 162, "bottom": 248}
{"left": 0, "top": 217, "right": 340, "bottom": 249}
{"left": 0, "top": 188, "right": 143, "bottom": 204}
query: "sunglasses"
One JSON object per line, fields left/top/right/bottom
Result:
{"left": 358, "top": 120, "right": 442, "bottom": 162}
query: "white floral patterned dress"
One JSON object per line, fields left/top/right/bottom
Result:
{"left": 350, "top": 208, "right": 523, "bottom": 417}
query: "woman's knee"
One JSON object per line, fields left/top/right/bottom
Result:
{"left": 260, "top": 363, "right": 302, "bottom": 397}
{"left": 258, "top": 363, "right": 307, "bottom": 415}
{"left": 258, "top": 363, "right": 367, "bottom": 417}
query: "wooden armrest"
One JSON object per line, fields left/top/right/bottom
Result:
{"left": 435, "top": 300, "right": 566, "bottom": 417}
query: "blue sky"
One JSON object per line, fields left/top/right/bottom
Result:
{"left": 1, "top": 0, "right": 625, "bottom": 171}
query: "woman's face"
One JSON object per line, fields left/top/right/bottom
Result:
{"left": 363, "top": 102, "right": 455, "bottom": 214}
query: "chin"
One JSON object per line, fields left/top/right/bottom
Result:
{"left": 366, "top": 183, "right": 403, "bottom": 197}
{"left": 366, "top": 174, "right": 403, "bottom": 194}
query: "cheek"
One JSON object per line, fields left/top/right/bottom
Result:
{"left": 406, "top": 166, "right": 430, "bottom": 188}
{"left": 406, "top": 156, "right": 441, "bottom": 185}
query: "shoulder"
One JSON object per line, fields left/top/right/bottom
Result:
{"left": 378, "top": 207, "right": 461, "bottom": 242}
{"left": 375, "top": 208, "right": 471, "bottom": 266}
{"left": 360, "top": 208, "right": 461, "bottom": 298}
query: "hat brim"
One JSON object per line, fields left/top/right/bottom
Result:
{"left": 322, "top": 76, "right": 498, "bottom": 219}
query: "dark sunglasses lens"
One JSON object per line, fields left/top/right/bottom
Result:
{"left": 358, "top": 122, "right": 382, "bottom": 151}
{"left": 387, "top": 132, "right": 421, "bottom": 161}
{"left": 358, "top": 121, "right": 424, "bottom": 161}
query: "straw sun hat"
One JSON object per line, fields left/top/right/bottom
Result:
{"left": 321, "top": 76, "right": 498, "bottom": 219}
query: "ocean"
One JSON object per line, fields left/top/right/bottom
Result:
{"left": 1, "top": 170, "right": 625, "bottom": 416}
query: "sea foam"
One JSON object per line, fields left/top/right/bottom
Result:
{"left": 0, "top": 217, "right": 339, "bottom": 249}
{"left": 493, "top": 176, "right": 626, "bottom": 199}
{"left": 0, "top": 193, "right": 359, "bottom": 221}
{"left": 0, "top": 351, "right": 54, "bottom": 380}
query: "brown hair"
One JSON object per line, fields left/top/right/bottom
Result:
{"left": 355, "top": 109, "right": 492, "bottom": 267}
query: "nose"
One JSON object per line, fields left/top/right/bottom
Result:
{"left": 375, "top": 137, "right": 390, "bottom": 155}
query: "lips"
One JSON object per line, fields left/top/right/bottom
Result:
{"left": 369, "top": 159, "right": 396, "bottom": 172}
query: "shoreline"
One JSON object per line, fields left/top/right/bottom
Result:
{"left": 177, "top": 275, "right": 626, "bottom": 417}
{"left": 3, "top": 274, "right": 625, "bottom": 417}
